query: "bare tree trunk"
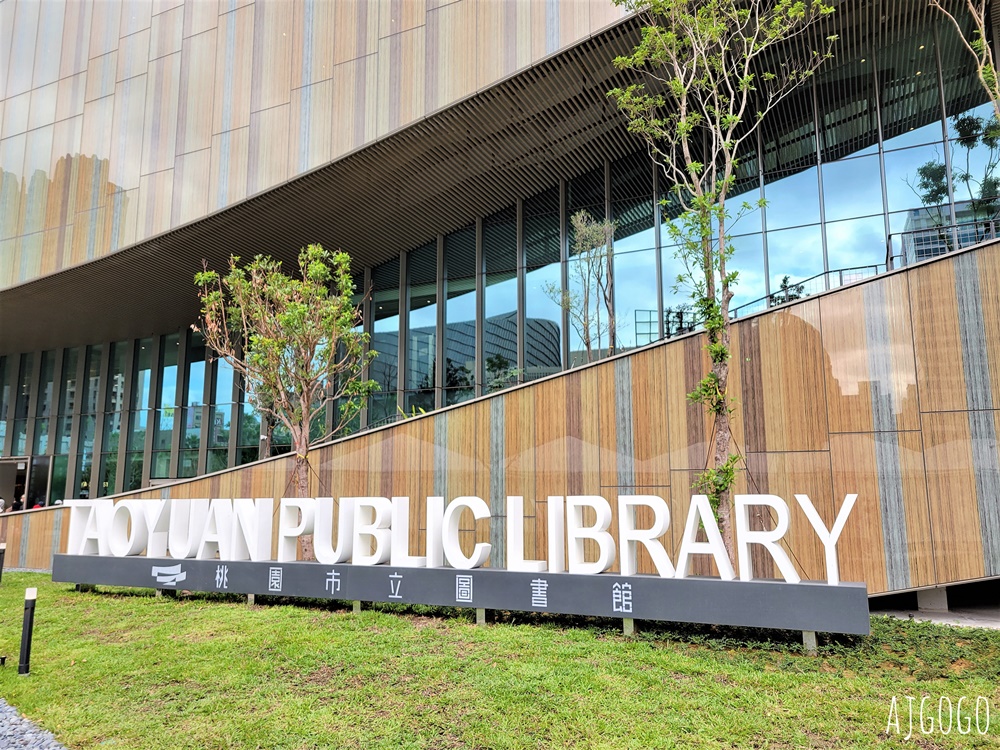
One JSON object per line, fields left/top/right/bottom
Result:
{"left": 294, "top": 427, "right": 315, "bottom": 561}
{"left": 713, "top": 324, "right": 735, "bottom": 565}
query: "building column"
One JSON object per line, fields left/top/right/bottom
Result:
{"left": 398, "top": 250, "right": 408, "bottom": 416}
{"left": 516, "top": 198, "right": 526, "bottom": 382}
{"left": 115, "top": 339, "right": 136, "bottom": 494}
{"left": 91, "top": 343, "right": 112, "bottom": 494}
{"left": 142, "top": 335, "right": 163, "bottom": 486}
{"left": 168, "top": 328, "right": 189, "bottom": 478}
{"left": 474, "top": 217, "right": 484, "bottom": 398}
{"left": 559, "top": 178, "right": 570, "bottom": 369}
{"left": 435, "top": 234, "right": 445, "bottom": 410}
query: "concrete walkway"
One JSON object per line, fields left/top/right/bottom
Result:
{"left": 877, "top": 604, "right": 1000, "bottom": 630}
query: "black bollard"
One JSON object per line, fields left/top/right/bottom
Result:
{"left": 18, "top": 587, "right": 36, "bottom": 676}
{"left": 0, "top": 542, "right": 6, "bottom": 584}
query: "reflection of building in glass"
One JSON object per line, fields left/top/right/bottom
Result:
{"left": 0, "top": 0, "right": 996, "bottom": 507}
{"left": 901, "top": 201, "right": 999, "bottom": 262}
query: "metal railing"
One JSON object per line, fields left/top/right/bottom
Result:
{"left": 887, "top": 219, "right": 999, "bottom": 270}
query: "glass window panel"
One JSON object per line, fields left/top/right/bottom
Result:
{"left": 128, "top": 408, "right": 147, "bottom": 451}
{"left": 50, "top": 455, "right": 68, "bottom": 503}
{"left": 884, "top": 143, "right": 951, "bottom": 214}
{"left": 946, "top": 119, "right": 1000, "bottom": 222}
{"left": 132, "top": 338, "right": 153, "bottom": 411}
{"left": 444, "top": 388, "right": 474, "bottom": 407}
{"left": 54, "top": 414, "right": 73, "bottom": 454}
{"left": 0, "top": 355, "right": 9, "bottom": 421}
{"left": 766, "top": 224, "right": 825, "bottom": 294}
{"left": 368, "top": 394, "right": 398, "bottom": 427}
{"left": 158, "top": 334, "right": 180, "bottom": 408}
{"left": 237, "top": 447, "right": 259, "bottom": 466}
{"left": 238, "top": 402, "right": 260, "bottom": 447}
{"left": 484, "top": 205, "right": 516, "bottom": 274}
{"left": 106, "top": 341, "right": 128, "bottom": 414}
{"left": 58, "top": 347, "right": 79, "bottom": 415}
{"left": 213, "top": 357, "right": 234, "bottom": 406}
{"left": 614, "top": 248, "right": 659, "bottom": 351}
{"left": 186, "top": 333, "right": 207, "bottom": 407}
{"left": 210, "top": 405, "right": 232, "bottom": 448}
{"left": 611, "top": 151, "right": 654, "bottom": 250}
{"left": 483, "top": 270, "right": 518, "bottom": 392}
{"left": 98, "top": 452, "right": 118, "bottom": 497}
{"left": 79, "top": 414, "right": 96, "bottom": 455}
{"left": 524, "top": 186, "right": 560, "bottom": 268}
{"left": 35, "top": 350, "right": 55, "bottom": 418}
{"left": 103, "top": 411, "right": 122, "bottom": 454}
{"left": 75, "top": 451, "right": 93, "bottom": 499}
{"left": 153, "top": 408, "right": 174, "bottom": 451}
{"left": 945, "top": 102, "right": 994, "bottom": 138}
{"left": 371, "top": 258, "right": 400, "bottom": 399}
{"left": 826, "top": 216, "right": 888, "bottom": 281}
{"left": 880, "top": 30, "right": 943, "bottom": 150}
{"left": 207, "top": 449, "right": 228, "bottom": 473}
{"left": 889, "top": 209, "right": 956, "bottom": 264}
{"left": 728, "top": 234, "right": 767, "bottom": 312}
{"left": 444, "top": 275, "right": 475, "bottom": 392}
{"left": 125, "top": 452, "right": 143, "bottom": 491}
{"left": 182, "top": 406, "right": 202, "bottom": 450}
{"left": 407, "top": 242, "right": 437, "bottom": 393}
{"left": 15, "top": 352, "right": 33, "bottom": 420}
{"left": 82, "top": 344, "right": 102, "bottom": 414}
{"left": 764, "top": 166, "right": 821, "bottom": 229}
{"left": 150, "top": 451, "right": 171, "bottom": 479}
{"left": 32, "top": 418, "right": 48, "bottom": 453}
{"left": 822, "top": 154, "right": 884, "bottom": 222}
{"left": 13, "top": 419, "right": 27, "bottom": 455}
{"left": 524, "top": 263, "right": 563, "bottom": 379}
{"left": 404, "top": 390, "right": 435, "bottom": 414}
{"left": 178, "top": 450, "right": 199, "bottom": 478}
{"left": 26, "top": 456, "right": 49, "bottom": 507}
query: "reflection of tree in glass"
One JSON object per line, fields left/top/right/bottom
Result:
{"left": 911, "top": 114, "right": 1000, "bottom": 244}
{"left": 771, "top": 275, "right": 806, "bottom": 306}
{"left": 485, "top": 354, "right": 522, "bottom": 393}
{"left": 544, "top": 210, "right": 617, "bottom": 363}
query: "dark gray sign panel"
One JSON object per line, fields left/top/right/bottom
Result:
{"left": 51, "top": 555, "right": 870, "bottom": 634}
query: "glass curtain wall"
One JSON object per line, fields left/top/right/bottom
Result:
{"left": 406, "top": 242, "right": 437, "bottom": 413}
{"left": 482, "top": 205, "right": 519, "bottom": 392}
{"left": 179, "top": 334, "right": 206, "bottom": 478}
{"left": 49, "top": 347, "right": 78, "bottom": 502}
{"left": 523, "top": 186, "right": 563, "bottom": 380}
{"left": 76, "top": 345, "right": 101, "bottom": 498}
{"left": 444, "top": 226, "right": 477, "bottom": 406}
{"left": 97, "top": 342, "right": 127, "bottom": 496}
{"left": 369, "top": 259, "right": 400, "bottom": 425}
{"left": 125, "top": 339, "right": 151, "bottom": 491}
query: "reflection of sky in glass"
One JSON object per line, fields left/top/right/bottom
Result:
{"left": 765, "top": 167, "right": 820, "bottom": 229}
{"left": 822, "top": 155, "right": 883, "bottom": 221}
{"left": 767, "top": 225, "right": 824, "bottom": 289}
{"left": 614, "top": 248, "right": 658, "bottom": 349}
{"left": 884, "top": 143, "right": 947, "bottom": 213}
{"left": 826, "top": 216, "right": 887, "bottom": 273}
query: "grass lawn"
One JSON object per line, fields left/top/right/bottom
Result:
{"left": 0, "top": 573, "right": 997, "bottom": 749}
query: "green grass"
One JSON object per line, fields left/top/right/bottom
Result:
{"left": 0, "top": 573, "right": 997, "bottom": 749}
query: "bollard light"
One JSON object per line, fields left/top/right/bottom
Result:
{"left": 0, "top": 542, "right": 6, "bottom": 584}
{"left": 19, "top": 587, "right": 37, "bottom": 676}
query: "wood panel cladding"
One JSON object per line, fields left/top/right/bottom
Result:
{"left": 0, "top": 0, "right": 629, "bottom": 290}
{"left": 11, "top": 243, "right": 1000, "bottom": 597}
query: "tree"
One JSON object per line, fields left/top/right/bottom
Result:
{"left": 544, "top": 210, "right": 618, "bottom": 364}
{"left": 609, "top": 0, "right": 835, "bottom": 561}
{"left": 195, "top": 244, "right": 378, "bottom": 558}
{"left": 909, "top": 112, "right": 1000, "bottom": 251}
{"left": 931, "top": 1, "right": 1000, "bottom": 119}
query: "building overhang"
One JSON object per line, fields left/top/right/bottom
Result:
{"left": 0, "top": 0, "right": 965, "bottom": 355}
{"left": 0, "top": 17, "right": 650, "bottom": 355}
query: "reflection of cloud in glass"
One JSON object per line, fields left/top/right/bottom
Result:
{"left": 766, "top": 224, "right": 824, "bottom": 289}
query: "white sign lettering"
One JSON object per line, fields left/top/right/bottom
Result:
{"left": 64, "top": 493, "right": 858, "bottom": 585}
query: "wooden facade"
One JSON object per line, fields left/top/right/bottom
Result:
{"left": 7, "top": 241, "right": 1000, "bottom": 596}
{"left": 0, "top": 0, "right": 627, "bottom": 289}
